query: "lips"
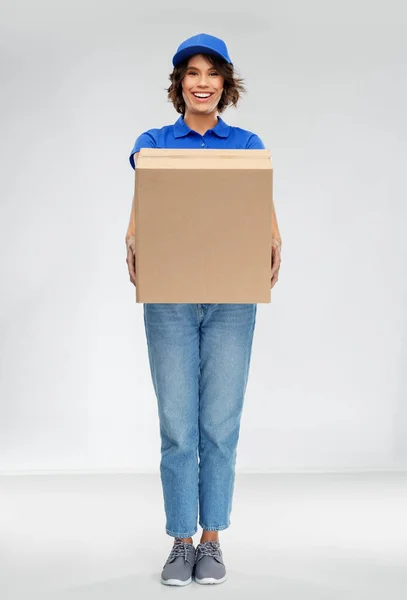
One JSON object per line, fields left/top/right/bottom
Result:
{"left": 191, "top": 92, "right": 213, "bottom": 102}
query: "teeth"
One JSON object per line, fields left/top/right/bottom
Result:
{"left": 194, "top": 93, "right": 211, "bottom": 98}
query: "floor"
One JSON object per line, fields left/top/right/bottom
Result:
{"left": 0, "top": 472, "right": 406, "bottom": 599}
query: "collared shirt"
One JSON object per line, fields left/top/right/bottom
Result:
{"left": 128, "top": 114, "right": 265, "bottom": 169}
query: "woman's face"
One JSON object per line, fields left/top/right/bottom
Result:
{"left": 181, "top": 54, "right": 224, "bottom": 115}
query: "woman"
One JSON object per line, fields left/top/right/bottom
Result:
{"left": 125, "top": 33, "right": 282, "bottom": 586}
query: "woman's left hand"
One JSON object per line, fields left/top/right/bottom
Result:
{"left": 270, "top": 241, "right": 282, "bottom": 289}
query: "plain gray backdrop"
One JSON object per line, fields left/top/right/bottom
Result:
{"left": 1, "top": 0, "right": 406, "bottom": 473}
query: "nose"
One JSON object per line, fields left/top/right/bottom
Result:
{"left": 196, "top": 74, "right": 210, "bottom": 87}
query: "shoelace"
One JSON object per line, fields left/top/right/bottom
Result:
{"left": 195, "top": 540, "right": 223, "bottom": 562}
{"left": 164, "top": 539, "right": 194, "bottom": 568}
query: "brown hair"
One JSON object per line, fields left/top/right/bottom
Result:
{"left": 167, "top": 53, "right": 246, "bottom": 115}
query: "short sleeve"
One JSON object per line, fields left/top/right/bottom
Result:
{"left": 128, "top": 130, "right": 158, "bottom": 169}
{"left": 245, "top": 133, "right": 266, "bottom": 149}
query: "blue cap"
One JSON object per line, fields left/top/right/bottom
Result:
{"left": 172, "top": 33, "right": 233, "bottom": 67}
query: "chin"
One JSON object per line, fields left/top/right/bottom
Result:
{"left": 193, "top": 103, "right": 218, "bottom": 113}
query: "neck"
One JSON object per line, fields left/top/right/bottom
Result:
{"left": 183, "top": 110, "right": 219, "bottom": 135}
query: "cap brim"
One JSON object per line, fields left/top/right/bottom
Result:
{"left": 172, "top": 45, "right": 232, "bottom": 67}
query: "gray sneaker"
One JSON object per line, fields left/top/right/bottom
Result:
{"left": 160, "top": 538, "right": 195, "bottom": 586}
{"left": 194, "top": 540, "right": 227, "bottom": 584}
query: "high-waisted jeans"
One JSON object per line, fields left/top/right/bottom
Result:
{"left": 143, "top": 302, "right": 257, "bottom": 538}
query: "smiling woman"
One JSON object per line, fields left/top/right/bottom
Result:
{"left": 167, "top": 52, "right": 245, "bottom": 116}
{"left": 124, "top": 32, "right": 282, "bottom": 588}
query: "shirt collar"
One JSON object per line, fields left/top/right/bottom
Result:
{"left": 173, "top": 115, "right": 231, "bottom": 138}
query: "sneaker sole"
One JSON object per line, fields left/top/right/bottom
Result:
{"left": 160, "top": 576, "right": 192, "bottom": 586}
{"left": 194, "top": 574, "right": 227, "bottom": 585}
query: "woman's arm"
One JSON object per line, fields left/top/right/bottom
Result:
{"left": 125, "top": 151, "right": 140, "bottom": 252}
{"left": 271, "top": 199, "right": 282, "bottom": 250}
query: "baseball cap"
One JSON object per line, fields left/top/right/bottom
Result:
{"left": 172, "top": 33, "right": 233, "bottom": 67}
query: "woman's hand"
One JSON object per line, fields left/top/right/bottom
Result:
{"left": 126, "top": 235, "right": 136, "bottom": 287}
{"left": 270, "top": 240, "right": 282, "bottom": 289}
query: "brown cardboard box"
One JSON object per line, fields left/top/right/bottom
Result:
{"left": 133, "top": 148, "right": 273, "bottom": 303}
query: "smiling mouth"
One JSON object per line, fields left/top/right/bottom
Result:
{"left": 192, "top": 92, "right": 213, "bottom": 99}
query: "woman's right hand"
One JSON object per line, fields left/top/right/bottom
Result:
{"left": 126, "top": 235, "right": 136, "bottom": 287}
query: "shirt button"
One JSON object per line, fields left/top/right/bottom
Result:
{"left": 201, "top": 142, "right": 205, "bottom": 147}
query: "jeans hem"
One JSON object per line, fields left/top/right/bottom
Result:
{"left": 199, "top": 522, "right": 230, "bottom": 531}
{"left": 166, "top": 527, "right": 198, "bottom": 538}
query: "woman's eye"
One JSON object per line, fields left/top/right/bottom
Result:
{"left": 187, "top": 71, "right": 218, "bottom": 76}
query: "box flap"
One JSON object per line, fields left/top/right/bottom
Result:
{"left": 137, "top": 148, "right": 272, "bottom": 170}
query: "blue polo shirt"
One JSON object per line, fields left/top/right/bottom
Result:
{"left": 129, "top": 114, "right": 265, "bottom": 169}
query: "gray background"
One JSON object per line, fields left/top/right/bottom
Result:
{"left": 1, "top": 0, "right": 406, "bottom": 473}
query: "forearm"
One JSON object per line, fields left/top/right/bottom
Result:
{"left": 125, "top": 193, "right": 136, "bottom": 246}
{"left": 125, "top": 151, "right": 140, "bottom": 248}
{"left": 271, "top": 201, "right": 282, "bottom": 249}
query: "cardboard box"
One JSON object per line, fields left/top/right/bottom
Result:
{"left": 133, "top": 148, "right": 273, "bottom": 303}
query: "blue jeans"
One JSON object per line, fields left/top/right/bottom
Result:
{"left": 143, "top": 303, "right": 257, "bottom": 538}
